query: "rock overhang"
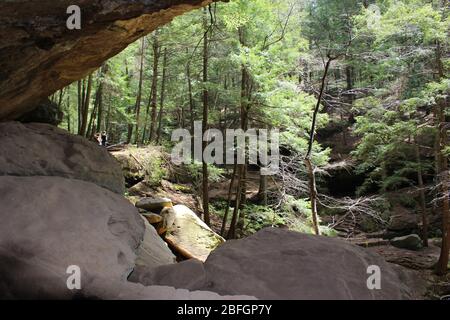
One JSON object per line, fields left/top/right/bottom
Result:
{"left": 0, "top": 0, "right": 220, "bottom": 120}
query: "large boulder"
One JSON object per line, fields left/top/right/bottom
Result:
{"left": 0, "top": 122, "right": 124, "bottom": 194}
{"left": 390, "top": 234, "right": 423, "bottom": 251}
{"left": 111, "top": 146, "right": 165, "bottom": 188}
{"left": 0, "top": 175, "right": 248, "bottom": 300}
{"left": 386, "top": 206, "right": 418, "bottom": 238}
{"left": 134, "top": 217, "right": 177, "bottom": 270}
{"left": 161, "top": 205, "right": 225, "bottom": 262}
{"left": 132, "top": 228, "right": 424, "bottom": 300}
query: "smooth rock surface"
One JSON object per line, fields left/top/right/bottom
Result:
{"left": 162, "top": 205, "right": 225, "bottom": 262}
{"left": 0, "top": 122, "right": 124, "bottom": 194}
{"left": 0, "top": 175, "right": 249, "bottom": 300}
{"left": 133, "top": 228, "right": 423, "bottom": 300}
{"left": 134, "top": 217, "right": 176, "bottom": 270}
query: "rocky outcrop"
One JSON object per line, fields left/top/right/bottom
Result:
{"left": 132, "top": 228, "right": 424, "bottom": 300}
{"left": 111, "top": 146, "right": 166, "bottom": 187}
{"left": 0, "top": 122, "right": 124, "bottom": 194}
{"left": 390, "top": 234, "right": 423, "bottom": 251}
{"left": 161, "top": 205, "right": 225, "bottom": 262}
{"left": 0, "top": 175, "right": 251, "bottom": 300}
{"left": 17, "top": 98, "right": 64, "bottom": 126}
{"left": 136, "top": 197, "right": 173, "bottom": 213}
{"left": 0, "top": 0, "right": 216, "bottom": 120}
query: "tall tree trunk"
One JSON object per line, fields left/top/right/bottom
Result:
{"left": 187, "top": 50, "right": 196, "bottom": 158}
{"left": 221, "top": 163, "right": 238, "bottom": 236}
{"left": 435, "top": 39, "right": 449, "bottom": 276}
{"left": 436, "top": 97, "right": 449, "bottom": 275}
{"left": 305, "top": 57, "right": 334, "bottom": 236}
{"left": 66, "top": 94, "right": 71, "bottom": 133}
{"left": 77, "top": 80, "right": 82, "bottom": 133}
{"left": 134, "top": 37, "right": 146, "bottom": 145}
{"left": 227, "top": 165, "right": 244, "bottom": 239}
{"left": 79, "top": 74, "right": 93, "bottom": 137}
{"left": 156, "top": 48, "right": 168, "bottom": 144}
{"left": 142, "top": 85, "right": 153, "bottom": 144}
{"left": 258, "top": 173, "right": 268, "bottom": 205}
{"left": 96, "top": 63, "right": 109, "bottom": 133}
{"left": 201, "top": 7, "right": 211, "bottom": 226}
{"left": 415, "top": 140, "right": 429, "bottom": 247}
{"left": 149, "top": 33, "right": 160, "bottom": 143}
{"left": 229, "top": 26, "right": 250, "bottom": 238}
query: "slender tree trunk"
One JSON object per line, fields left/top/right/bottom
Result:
{"left": 156, "top": 48, "right": 168, "bottom": 144}
{"left": 258, "top": 173, "right": 268, "bottom": 205}
{"left": 77, "top": 80, "right": 82, "bottom": 133}
{"left": 201, "top": 7, "right": 211, "bottom": 226}
{"left": 96, "top": 63, "right": 108, "bottom": 133}
{"left": 435, "top": 39, "right": 449, "bottom": 275}
{"left": 149, "top": 33, "right": 160, "bottom": 143}
{"left": 79, "top": 74, "right": 93, "bottom": 137}
{"left": 142, "top": 86, "right": 153, "bottom": 144}
{"left": 134, "top": 37, "right": 146, "bottom": 145}
{"left": 187, "top": 51, "right": 196, "bottom": 158}
{"left": 229, "top": 26, "right": 250, "bottom": 238}
{"left": 305, "top": 57, "right": 333, "bottom": 236}
{"left": 66, "top": 94, "right": 71, "bottom": 133}
{"left": 436, "top": 98, "right": 449, "bottom": 275}
{"left": 57, "top": 89, "right": 64, "bottom": 111}
{"left": 415, "top": 140, "right": 429, "bottom": 247}
{"left": 227, "top": 165, "right": 244, "bottom": 239}
{"left": 221, "top": 163, "right": 238, "bottom": 236}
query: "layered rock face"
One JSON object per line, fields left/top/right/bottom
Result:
{"left": 0, "top": 0, "right": 214, "bottom": 120}
{"left": 0, "top": 122, "right": 124, "bottom": 194}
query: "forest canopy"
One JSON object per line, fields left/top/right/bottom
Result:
{"left": 51, "top": 0, "right": 449, "bottom": 276}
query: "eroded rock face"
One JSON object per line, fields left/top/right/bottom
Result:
{"left": 0, "top": 122, "right": 124, "bottom": 194}
{"left": 132, "top": 228, "right": 424, "bottom": 300}
{"left": 0, "top": 175, "right": 251, "bottom": 300}
{"left": 0, "top": 0, "right": 215, "bottom": 120}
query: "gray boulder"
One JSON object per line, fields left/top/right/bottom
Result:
{"left": 134, "top": 217, "right": 176, "bottom": 269}
{"left": 0, "top": 122, "right": 124, "bottom": 194}
{"left": 132, "top": 228, "right": 423, "bottom": 300}
{"left": 0, "top": 176, "right": 247, "bottom": 300}
{"left": 387, "top": 208, "right": 418, "bottom": 233}
{"left": 390, "top": 234, "right": 423, "bottom": 251}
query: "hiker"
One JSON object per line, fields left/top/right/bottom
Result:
{"left": 101, "top": 131, "right": 108, "bottom": 147}
{"left": 94, "top": 133, "right": 102, "bottom": 146}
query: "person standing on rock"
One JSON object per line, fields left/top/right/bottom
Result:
{"left": 101, "top": 131, "right": 108, "bottom": 147}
